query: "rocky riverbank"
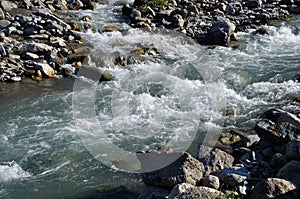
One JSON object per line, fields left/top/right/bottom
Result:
{"left": 122, "top": 0, "right": 300, "bottom": 45}
{"left": 137, "top": 108, "right": 300, "bottom": 198}
{"left": 0, "top": 0, "right": 102, "bottom": 82}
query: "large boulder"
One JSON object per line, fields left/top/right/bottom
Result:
{"left": 255, "top": 109, "right": 300, "bottom": 143}
{"left": 205, "top": 21, "right": 236, "bottom": 46}
{"left": 198, "top": 147, "right": 234, "bottom": 176}
{"left": 277, "top": 160, "right": 300, "bottom": 188}
{"left": 137, "top": 151, "right": 204, "bottom": 187}
{"left": 250, "top": 178, "right": 297, "bottom": 199}
{"left": 168, "top": 183, "right": 224, "bottom": 199}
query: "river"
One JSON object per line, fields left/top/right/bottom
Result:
{"left": 0, "top": 1, "right": 300, "bottom": 198}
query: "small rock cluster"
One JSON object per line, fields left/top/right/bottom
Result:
{"left": 122, "top": 0, "right": 300, "bottom": 45}
{"left": 0, "top": 0, "right": 99, "bottom": 82}
{"left": 138, "top": 108, "right": 300, "bottom": 198}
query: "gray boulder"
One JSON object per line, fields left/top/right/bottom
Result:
{"left": 250, "top": 178, "right": 297, "bottom": 199}
{"left": 0, "top": 1, "right": 12, "bottom": 11}
{"left": 138, "top": 151, "right": 204, "bottom": 187}
{"left": 168, "top": 183, "right": 224, "bottom": 199}
{"left": 198, "top": 147, "right": 234, "bottom": 176}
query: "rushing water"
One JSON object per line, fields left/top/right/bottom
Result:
{"left": 0, "top": 1, "right": 300, "bottom": 198}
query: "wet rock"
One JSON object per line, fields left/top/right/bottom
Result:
{"left": 10, "top": 76, "right": 22, "bottom": 82}
{"left": 130, "top": 9, "right": 142, "bottom": 19}
{"left": 168, "top": 183, "right": 224, "bottom": 199}
{"left": 255, "top": 109, "right": 300, "bottom": 143}
{"left": 250, "top": 178, "right": 297, "bottom": 199}
{"left": 68, "top": 0, "right": 84, "bottom": 10}
{"left": 198, "top": 147, "right": 234, "bottom": 176}
{"left": 138, "top": 186, "right": 171, "bottom": 199}
{"left": 122, "top": 4, "right": 133, "bottom": 16}
{"left": 137, "top": 151, "right": 204, "bottom": 187}
{"left": 33, "top": 62, "right": 55, "bottom": 78}
{"left": 60, "top": 64, "right": 75, "bottom": 77}
{"left": 200, "top": 175, "right": 220, "bottom": 189}
{"left": 206, "top": 20, "right": 236, "bottom": 45}
{"left": 277, "top": 160, "right": 300, "bottom": 188}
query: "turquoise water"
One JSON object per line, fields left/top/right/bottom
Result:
{"left": 0, "top": 2, "right": 300, "bottom": 198}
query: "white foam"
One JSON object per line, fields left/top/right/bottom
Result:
{"left": 0, "top": 161, "right": 32, "bottom": 182}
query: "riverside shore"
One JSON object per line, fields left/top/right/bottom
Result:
{"left": 0, "top": 0, "right": 101, "bottom": 82}
{"left": 1, "top": 0, "right": 300, "bottom": 199}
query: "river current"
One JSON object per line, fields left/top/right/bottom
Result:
{"left": 0, "top": 1, "right": 299, "bottom": 198}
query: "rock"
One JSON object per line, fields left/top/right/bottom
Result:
{"left": 206, "top": 21, "right": 236, "bottom": 45}
{"left": 0, "top": 1, "right": 12, "bottom": 11}
{"left": 201, "top": 175, "right": 220, "bottom": 189}
{"left": 270, "top": 153, "right": 287, "bottom": 168}
{"left": 0, "top": 8, "right": 4, "bottom": 20}
{"left": 130, "top": 9, "right": 142, "bottom": 19}
{"left": 277, "top": 160, "right": 300, "bottom": 188}
{"left": 198, "top": 147, "right": 234, "bottom": 176}
{"left": 261, "top": 109, "right": 300, "bottom": 128}
{"left": 168, "top": 183, "right": 224, "bottom": 199}
{"left": 69, "top": 0, "right": 84, "bottom": 10}
{"left": 250, "top": 178, "right": 297, "bottom": 199}
{"left": 33, "top": 63, "right": 55, "bottom": 78}
{"left": 218, "top": 168, "right": 249, "bottom": 188}
{"left": 0, "top": 44, "right": 6, "bottom": 57}
{"left": 246, "top": 0, "right": 263, "bottom": 8}
{"left": 0, "top": 19, "right": 11, "bottom": 29}
{"left": 33, "top": 11, "right": 71, "bottom": 30}
{"left": 60, "top": 64, "right": 75, "bottom": 77}
{"left": 171, "top": 14, "right": 184, "bottom": 27}
{"left": 122, "top": 4, "right": 132, "bottom": 16}
{"left": 255, "top": 109, "right": 300, "bottom": 143}
{"left": 138, "top": 186, "right": 171, "bottom": 199}
{"left": 26, "top": 42, "right": 53, "bottom": 54}
{"left": 22, "top": 52, "right": 40, "bottom": 60}
{"left": 10, "top": 76, "right": 22, "bottom": 82}
{"left": 285, "top": 141, "right": 300, "bottom": 160}
{"left": 137, "top": 151, "right": 204, "bottom": 187}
